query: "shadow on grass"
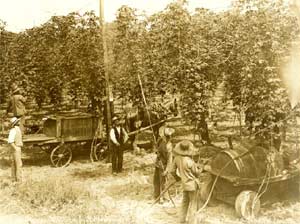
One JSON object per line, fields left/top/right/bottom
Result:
{"left": 106, "top": 181, "right": 152, "bottom": 201}
{"left": 0, "top": 158, "right": 10, "bottom": 169}
{"left": 1, "top": 153, "right": 50, "bottom": 168}
{"left": 22, "top": 155, "right": 51, "bottom": 167}
{"left": 71, "top": 163, "right": 111, "bottom": 179}
{"left": 22, "top": 146, "right": 94, "bottom": 167}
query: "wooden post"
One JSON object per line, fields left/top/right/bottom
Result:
{"left": 100, "top": 0, "right": 111, "bottom": 152}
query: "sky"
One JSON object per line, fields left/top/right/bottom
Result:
{"left": 0, "top": 0, "right": 233, "bottom": 32}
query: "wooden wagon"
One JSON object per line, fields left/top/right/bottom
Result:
{"left": 0, "top": 114, "right": 107, "bottom": 167}
{"left": 205, "top": 139, "right": 300, "bottom": 219}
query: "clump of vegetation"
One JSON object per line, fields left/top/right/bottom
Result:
{"left": 4, "top": 177, "right": 92, "bottom": 212}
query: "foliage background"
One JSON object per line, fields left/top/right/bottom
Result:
{"left": 0, "top": 0, "right": 299, "bottom": 132}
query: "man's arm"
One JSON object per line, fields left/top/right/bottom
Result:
{"left": 110, "top": 129, "right": 119, "bottom": 146}
{"left": 9, "top": 142, "right": 19, "bottom": 151}
{"left": 190, "top": 160, "right": 203, "bottom": 177}
{"left": 6, "top": 97, "right": 12, "bottom": 114}
{"left": 20, "top": 95, "right": 26, "bottom": 103}
{"left": 170, "top": 158, "right": 181, "bottom": 181}
{"left": 122, "top": 128, "right": 129, "bottom": 143}
{"left": 164, "top": 142, "right": 173, "bottom": 175}
{"left": 8, "top": 128, "right": 17, "bottom": 150}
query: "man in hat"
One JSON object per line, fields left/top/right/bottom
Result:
{"left": 7, "top": 117, "right": 23, "bottom": 182}
{"left": 153, "top": 127, "right": 175, "bottom": 203}
{"left": 170, "top": 140, "right": 202, "bottom": 224}
{"left": 110, "top": 115, "right": 128, "bottom": 174}
{"left": 6, "top": 83, "right": 26, "bottom": 134}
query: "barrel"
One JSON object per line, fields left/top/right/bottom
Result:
{"left": 210, "top": 140, "right": 269, "bottom": 179}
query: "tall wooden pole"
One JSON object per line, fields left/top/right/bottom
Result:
{"left": 100, "top": 0, "right": 111, "bottom": 149}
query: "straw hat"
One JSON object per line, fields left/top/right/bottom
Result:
{"left": 12, "top": 83, "right": 21, "bottom": 94}
{"left": 10, "top": 117, "right": 20, "bottom": 127}
{"left": 112, "top": 116, "right": 120, "bottom": 123}
{"left": 173, "top": 140, "right": 198, "bottom": 156}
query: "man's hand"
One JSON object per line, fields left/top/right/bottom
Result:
{"left": 9, "top": 143, "right": 18, "bottom": 152}
{"left": 162, "top": 170, "right": 168, "bottom": 176}
{"left": 204, "top": 164, "right": 211, "bottom": 171}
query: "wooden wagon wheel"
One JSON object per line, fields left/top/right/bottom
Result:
{"left": 50, "top": 143, "right": 72, "bottom": 167}
{"left": 90, "top": 140, "right": 107, "bottom": 162}
{"left": 235, "top": 190, "right": 260, "bottom": 220}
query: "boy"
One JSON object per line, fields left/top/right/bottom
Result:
{"left": 8, "top": 117, "right": 23, "bottom": 182}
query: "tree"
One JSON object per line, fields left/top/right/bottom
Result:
{"left": 111, "top": 6, "right": 146, "bottom": 104}
{"left": 0, "top": 12, "right": 106, "bottom": 111}
{"left": 223, "top": 0, "right": 299, "bottom": 134}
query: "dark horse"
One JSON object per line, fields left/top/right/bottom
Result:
{"left": 125, "top": 99, "right": 178, "bottom": 148}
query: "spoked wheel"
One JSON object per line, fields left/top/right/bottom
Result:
{"left": 50, "top": 143, "right": 72, "bottom": 167}
{"left": 90, "top": 140, "right": 108, "bottom": 162}
{"left": 235, "top": 190, "right": 261, "bottom": 220}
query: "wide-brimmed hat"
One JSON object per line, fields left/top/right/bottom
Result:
{"left": 112, "top": 116, "right": 120, "bottom": 122}
{"left": 173, "top": 140, "right": 198, "bottom": 156}
{"left": 164, "top": 127, "right": 175, "bottom": 137}
{"left": 12, "top": 84, "right": 21, "bottom": 94}
{"left": 10, "top": 117, "right": 20, "bottom": 127}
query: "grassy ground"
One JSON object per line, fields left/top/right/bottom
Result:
{"left": 1, "top": 147, "right": 300, "bottom": 224}
{"left": 1, "top": 117, "right": 300, "bottom": 224}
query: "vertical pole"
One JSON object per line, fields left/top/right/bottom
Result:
{"left": 100, "top": 0, "right": 111, "bottom": 150}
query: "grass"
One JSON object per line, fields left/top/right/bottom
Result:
{"left": 0, "top": 176, "right": 92, "bottom": 215}
{"left": 0, "top": 165, "right": 154, "bottom": 224}
{"left": 1, "top": 115, "right": 300, "bottom": 224}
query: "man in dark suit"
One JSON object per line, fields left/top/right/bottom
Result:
{"left": 110, "top": 116, "right": 128, "bottom": 175}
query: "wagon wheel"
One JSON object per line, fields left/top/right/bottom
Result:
{"left": 235, "top": 190, "right": 261, "bottom": 220}
{"left": 90, "top": 139, "right": 107, "bottom": 162}
{"left": 50, "top": 143, "right": 72, "bottom": 167}
{"left": 94, "top": 142, "right": 108, "bottom": 161}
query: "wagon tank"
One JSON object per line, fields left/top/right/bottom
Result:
{"left": 205, "top": 139, "right": 300, "bottom": 219}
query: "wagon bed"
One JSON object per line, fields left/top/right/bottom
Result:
{"left": 0, "top": 113, "right": 106, "bottom": 167}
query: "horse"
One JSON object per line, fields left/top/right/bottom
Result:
{"left": 125, "top": 98, "right": 178, "bottom": 149}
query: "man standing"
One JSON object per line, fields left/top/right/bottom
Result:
{"left": 153, "top": 127, "right": 175, "bottom": 203}
{"left": 110, "top": 116, "right": 128, "bottom": 175}
{"left": 6, "top": 83, "right": 26, "bottom": 134}
{"left": 7, "top": 117, "right": 23, "bottom": 182}
{"left": 170, "top": 140, "right": 202, "bottom": 224}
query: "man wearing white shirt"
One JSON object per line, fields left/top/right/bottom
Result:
{"left": 7, "top": 117, "right": 23, "bottom": 182}
{"left": 110, "top": 116, "right": 128, "bottom": 175}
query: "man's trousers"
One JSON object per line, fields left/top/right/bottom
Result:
{"left": 153, "top": 166, "right": 167, "bottom": 200}
{"left": 181, "top": 190, "right": 198, "bottom": 224}
{"left": 111, "top": 145, "right": 124, "bottom": 173}
{"left": 11, "top": 146, "right": 22, "bottom": 182}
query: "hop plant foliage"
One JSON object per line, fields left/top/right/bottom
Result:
{"left": 0, "top": 12, "right": 105, "bottom": 111}
{"left": 0, "top": 0, "right": 299, "bottom": 131}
